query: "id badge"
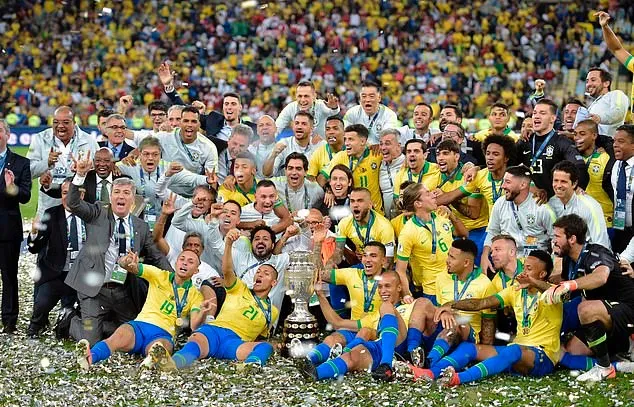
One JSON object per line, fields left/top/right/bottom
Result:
{"left": 110, "top": 264, "right": 127, "bottom": 284}
{"left": 52, "top": 166, "right": 67, "bottom": 184}
{"left": 70, "top": 250, "right": 79, "bottom": 260}
{"left": 613, "top": 207, "right": 626, "bottom": 231}
{"left": 145, "top": 214, "right": 157, "bottom": 230}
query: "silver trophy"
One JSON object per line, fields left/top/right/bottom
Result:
{"left": 282, "top": 250, "right": 319, "bottom": 358}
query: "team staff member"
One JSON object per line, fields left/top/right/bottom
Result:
{"left": 320, "top": 124, "right": 384, "bottom": 214}
{"left": 610, "top": 125, "right": 634, "bottom": 252}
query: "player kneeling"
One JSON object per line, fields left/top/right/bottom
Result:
{"left": 76, "top": 250, "right": 211, "bottom": 371}
{"left": 170, "top": 230, "right": 278, "bottom": 369}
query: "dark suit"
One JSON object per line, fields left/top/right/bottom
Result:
{"left": 42, "top": 170, "right": 124, "bottom": 204}
{"left": 65, "top": 178, "right": 171, "bottom": 344}
{"left": 98, "top": 141, "right": 135, "bottom": 161}
{"left": 0, "top": 149, "right": 31, "bottom": 328}
{"left": 165, "top": 90, "right": 257, "bottom": 153}
{"left": 26, "top": 204, "right": 77, "bottom": 333}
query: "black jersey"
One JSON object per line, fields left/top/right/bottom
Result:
{"left": 517, "top": 130, "right": 589, "bottom": 197}
{"left": 562, "top": 243, "right": 634, "bottom": 305}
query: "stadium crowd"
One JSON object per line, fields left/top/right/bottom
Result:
{"left": 1, "top": 1, "right": 634, "bottom": 390}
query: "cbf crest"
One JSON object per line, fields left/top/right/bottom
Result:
{"left": 591, "top": 164, "right": 600, "bottom": 174}
{"left": 545, "top": 145, "right": 554, "bottom": 157}
{"left": 442, "top": 222, "right": 451, "bottom": 232}
{"left": 526, "top": 214, "right": 536, "bottom": 225}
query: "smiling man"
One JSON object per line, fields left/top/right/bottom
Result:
{"left": 249, "top": 115, "right": 277, "bottom": 178}
{"left": 379, "top": 129, "right": 405, "bottom": 218}
{"left": 392, "top": 139, "right": 442, "bottom": 200}
{"left": 272, "top": 153, "right": 324, "bottom": 213}
{"left": 276, "top": 81, "right": 340, "bottom": 137}
{"left": 586, "top": 68, "right": 629, "bottom": 137}
{"left": 238, "top": 179, "right": 293, "bottom": 236}
{"left": 474, "top": 103, "right": 519, "bottom": 143}
{"left": 98, "top": 114, "right": 134, "bottom": 161}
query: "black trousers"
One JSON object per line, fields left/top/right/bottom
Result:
{"left": 29, "top": 278, "right": 77, "bottom": 332}
{"left": 612, "top": 227, "right": 634, "bottom": 254}
{"left": 0, "top": 240, "right": 21, "bottom": 327}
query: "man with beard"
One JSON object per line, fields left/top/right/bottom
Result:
{"left": 489, "top": 235, "right": 522, "bottom": 336}
{"left": 116, "top": 137, "right": 167, "bottom": 226}
{"left": 473, "top": 103, "right": 519, "bottom": 143}
{"left": 249, "top": 115, "right": 277, "bottom": 178}
{"left": 586, "top": 68, "right": 629, "bottom": 137}
{"left": 335, "top": 188, "right": 395, "bottom": 265}
{"left": 558, "top": 99, "right": 584, "bottom": 141}
{"left": 398, "top": 103, "right": 437, "bottom": 145}
{"left": 392, "top": 139, "right": 441, "bottom": 200}
{"left": 275, "top": 81, "right": 340, "bottom": 137}
{"left": 573, "top": 120, "right": 614, "bottom": 232}
{"left": 263, "top": 112, "right": 324, "bottom": 177}
{"left": 378, "top": 129, "right": 405, "bottom": 219}
{"left": 428, "top": 105, "right": 483, "bottom": 165}
{"left": 238, "top": 180, "right": 293, "bottom": 236}
{"left": 320, "top": 124, "right": 384, "bottom": 214}
{"left": 308, "top": 116, "right": 345, "bottom": 181}
{"left": 343, "top": 80, "right": 398, "bottom": 145}
{"left": 28, "top": 106, "right": 98, "bottom": 217}
{"left": 481, "top": 166, "right": 555, "bottom": 266}
{"left": 548, "top": 161, "right": 610, "bottom": 248}
{"left": 98, "top": 114, "right": 134, "bottom": 161}
{"left": 272, "top": 153, "right": 324, "bottom": 213}
{"left": 158, "top": 63, "right": 256, "bottom": 149}
{"left": 516, "top": 99, "right": 588, "bottom": 200}
{"left": 218, "top": 125, "right": 253, "bottom": 184}
{"left": 544, "top": 214, "right": 634, "bottom": 382}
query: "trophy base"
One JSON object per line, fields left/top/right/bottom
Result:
{"left": 281, "top": 317, "right": 319, "bottom": 358}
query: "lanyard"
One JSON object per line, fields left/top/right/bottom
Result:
{"left": 138, "top": 166, "right": 160, "bottom": 195}
{"left": 489, "top": 172, "right": 503, "bottom": 203}
{"left": 454, "top": 270, "right": 477, "bottom": 301}
{"left": 368, "top": 108, "right": 380, "bottom": 131}
{"left": 172, "top": 277, "right": 190, "bottom": 318}
{"left": 178, "top": 129, "right": 197, "bottom": 163}
{"left": 349, "top": 148, "right": 369, "bottom": 173}
{"left": 510, "top": 202, "right": 524, "bottom": 231}
{"left": 361, "top": 271, "right": 379, "bottom": 312}
{"left": 521, "top": 288, "right": 539, "bottom": 328}
{"left": 326, "top": 144, "right": 333, "bottom": 161}
{"left": 530, "top": 130, "right": 556, "bottom": 168}
{"left": 417, "top": 213, "right": 437, "bottom": 254}
{"left": 252, "top": 292, "right": 272, "bottom": 331}
{"left": 384, "top": 161, "right": 394, "bottom": 188}
{"left": 240, "top": 259, "right": 265, "bottom": 279}
{"left": 353, "top": 211, "right": 375, "bottom": 247}
{"left": 51, "top": 134, "right": 79, "bottom": 170}
{"left": 500, "top": 260, "right": 522, "bottom": 289}
{"left": 408, "top": 166, "right": 425, "bottom": 183}
{"left": 285, "top": 183, "right": 309, "bottom": 213}
{"left": 438, "top": 163, "right": 463, "bottom": 188}
{"left": 237, "top": 181, "right": 256, "bottom": 204}
{"left": 568, "top": 244, "right": 587, "bottom": 280}
{"left": 582, "top": 150, "right": 598, "bottom": 171}
{"left": 114, "top": 217, "right": 134, "bottom": 254}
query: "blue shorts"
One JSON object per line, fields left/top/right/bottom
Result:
{"left": 127, "top": 320, "right": 173, "bottom": 356}
{"left": 336, "top": 329, "right": 358, "bottom": 345}
{"left": 363, "top": 339, "right": 409, "bottom": 371}
{"left": 521, "top": 346, "right": 554, "bottom": 377}
{"left": 467, "top": 227, "right": 487, "bottom": 266}
{"left": 196, "top": 325, "right": 245, "bottom": 360}
{"left": 561, "top": 296, "right": 582, "bottom": 334}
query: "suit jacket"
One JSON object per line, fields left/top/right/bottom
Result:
{"left": 42, "top": 170, "right": 125, "bottom": 204}
{"left": 165, "top": 89, "right": 257, "bottom": 153}
{"left": 0, "top": 149, "right": 32, "bottom": 241}
{"left": 27, "top": 205, "right": 72, "bottom": 285}
{"left": 64, "top": 180, "right": 172, "bottom": 309}
{"left": 98, "top": 140, "right": 135, "bottom": 161}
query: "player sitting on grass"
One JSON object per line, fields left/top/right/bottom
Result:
{"left": 409, "top": 250, "right": 562, "bottom": 385}
{"left": 299, "top": 270, "right": 412, "bottom": 382}
{"left": 75, "top": 250, "right": 212, "bottom": 371}
{"left": 168, "top": 229, "right": 278, "bottom": 369}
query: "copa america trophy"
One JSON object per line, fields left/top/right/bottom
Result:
{"left": 282, "top": 250, "right": 319, "bottom": 358}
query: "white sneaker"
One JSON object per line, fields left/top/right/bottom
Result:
{"left": 577, "top": 364, "right": 616, "bottom": 382}
{"left": 75, "top": 339, "right": 92, "bottom": 371}
{"left": 615, "top": 361, "right": 634, "bottom": 373}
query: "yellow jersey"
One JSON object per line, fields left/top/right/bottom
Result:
{"left": 437, "top": 166, "right": 488, "bottom": 230}
{"left": 473, "top": 127, "right": 520, "bottom": 143}
{"left": 323, "top": 148, "right": 384, "bottom": 213}
{"left": 435, "top": 268, "right": 497, "bottom": 340}
{"left": 211, "top": 278, "right": 279, "bottom": 341}
{"left": 494, "top": 286, "right": 563, "bottom": 364}
{"left": 331, "top": 267, "right": 382, "bottom": 328}
{"left": 625, "top": 55, "right": 634, "bottom": 73}
{"left": 396, "top": 212, "right": 454, "bottom": 295}
{"left": 392, "top": 161, "right": 441, "bottom": 199}
{"left": 491, "top": 259, "right": 524, "bottom": 293}
{"left": 219, "top": 180, "right": 257, "bottom": 207}
{"left": 469, "top": 169, "right": 505, "bottom": 217}
{"left": 390, "top": 214, "right": 411, "bottom": 239}
{"left": 583, "top": 151, "right": 614, "bottom": 227}
{"left": 337, "top": 210, "right": 395, "bottom": 257}
{"left": 396, "top": 302, "right": 415, "bottom": 326}
{"left": 308, "top": 143, "right": 341, "bottom": 178}
{"left": 136, "top": 264, "right": 204, "bottom": 337}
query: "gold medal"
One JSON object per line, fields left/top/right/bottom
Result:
{"left": 522, "top": 327, "right": 530, "bottom": 335}
{"left": 176, "top": 317, "right": 184, "bottom": 327}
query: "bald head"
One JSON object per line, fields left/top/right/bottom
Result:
{"left": 257, "top": 115, "right": 277, "bottom": 143}
{"left": 52, "top": 106, "right": 75, "bottom": 143}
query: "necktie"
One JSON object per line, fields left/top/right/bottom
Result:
{"left": 101, "top": 180, "right": 110, "bottom": 203}
{"left": 617, "top": 161, "right": 627, "bottom": 201}
{"left": 69, "top": 215, "right": 79, "bottom": 251}
{"left": 118, "top": 218, "right": 126, "bottom": 255}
